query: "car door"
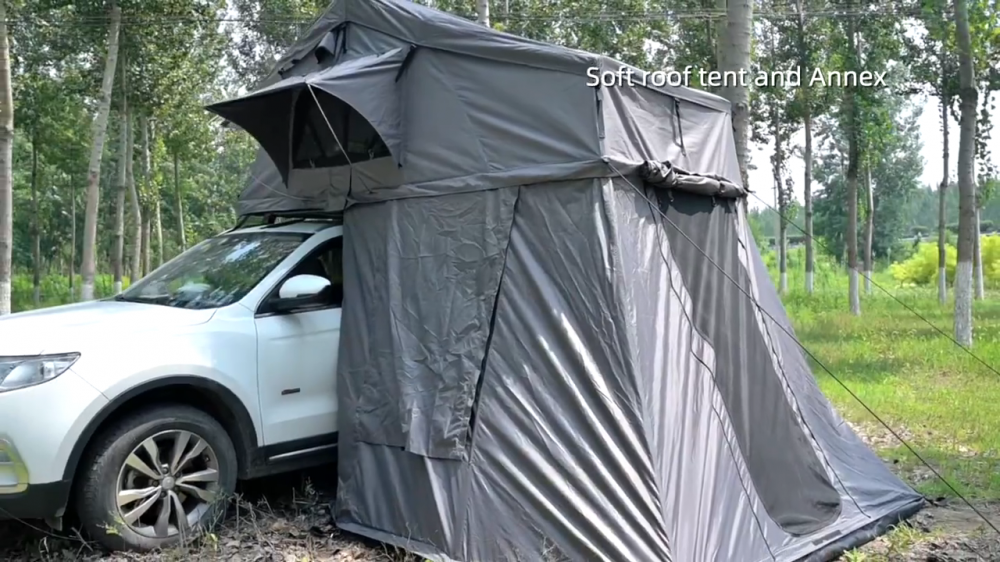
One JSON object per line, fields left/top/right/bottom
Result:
{"left": 254, "top": 236, "right": 343, "bottom": 447}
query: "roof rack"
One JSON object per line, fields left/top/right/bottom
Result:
{"left": 227, "top": 209, "right": 345, "bottom": 232}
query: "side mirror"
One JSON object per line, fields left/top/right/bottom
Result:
{"left": 271, "top": 274, "right": 331, "bottom": 312}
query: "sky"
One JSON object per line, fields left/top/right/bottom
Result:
{"left": 746, "top": 90, "right": 1000, "bottom": 211}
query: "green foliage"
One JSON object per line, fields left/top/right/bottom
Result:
{"left": 889, "top": 241, "right": 957, "bottom": 286}
{"left": 10, "top": 273, "right": 131, "bottom": 312}
{"left": 226, "top": 0, "right": 326, "bottom": 87}
{"left": 812, "top": 92, "right": 925, "bottom": 262}
{"left": 748, "top": 211, "right": 769, "bottom": 248}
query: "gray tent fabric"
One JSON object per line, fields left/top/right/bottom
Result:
{"left": 207, "top": 1, "right": 925, "bottom": 560}
{"left": 207, "top": 47, "right": 409, "bottom": 184}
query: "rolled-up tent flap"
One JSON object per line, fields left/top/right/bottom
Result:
{"left": 640, "top": 160, "right": 747, "bottom": 198}
{"left": 205, "top": 46, "right": 411, "bottom": 183}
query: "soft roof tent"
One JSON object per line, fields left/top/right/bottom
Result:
{"left": 209, "top": 1, "right": 925, "bottom": 560}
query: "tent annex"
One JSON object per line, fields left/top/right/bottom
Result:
{"left": 205, "top": 1, "right": 925, "bottom": 561}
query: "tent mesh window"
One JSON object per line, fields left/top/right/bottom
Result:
{"left": 291, "top": 90, "right": 391, "bottom": 168}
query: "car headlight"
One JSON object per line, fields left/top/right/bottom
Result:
{"left": 0, "top": 353, "right": 80, "bottom": 393}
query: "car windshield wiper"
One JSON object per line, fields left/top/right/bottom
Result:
{"left": 113, "top": 293, "right": 172, "bottom": 306}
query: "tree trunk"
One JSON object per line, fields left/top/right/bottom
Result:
{"left": 154, "top": 199, "right": 162, "bottom": 268}
{"left": 939, "top": 51, "right": 950, "bottom": 304}
{"left": 141, "top": 215, "right": 150, "bottom": 276}
{"left": 174, "top": 151, "right": 186, "bottom": 252}
{"left": 796, "top": 0, "right": 814, "bottom": 294}
{"left": 974, "top": 202, "right": 984, "bottom": 299}
{"left": 864, "top": 163, "right": 874, "bottom": 294}
{"left": 954, "top": 0, "right": 977, "bottom": 347}
{"left": 779, "top": 191, "right": 787, "bottom": 293}
{"left": 803, "top": 109, "right": 814, "bottom": 293}
{"left": 80, "top": 5, "right": 121, "bottom": 302}
{"left": 845, "top": 3, "right": 860, "bottom": 315}
{"left": 717, "top": 0, "right": 753, "bottom": 188}
{"left": 127, "top": 112, "right": 141, "bottom": 284}
{"left": 0, "top": 0, "right": 12, "bottom": 316}
{"left": 70, "top": 182, "right": 76, "bottom": 301}
{"left": 772, "top": 104, "right": 786, "bottom": 294}
{"left": 113, "top": 111, "right": 127, "bottom": 293}
{"left": 113, "top": 52, "right": 127, "bottom": 293}
{"left": 142, "top": 116, "right": 163, "bottom": 269}
{"left": 31, "top": 135, "right": 40, "bottom": 306}
{"left": 476, "top": 0, "right": 490, "bottom": 26}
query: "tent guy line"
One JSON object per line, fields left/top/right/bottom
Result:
{"left": 305, "top": 82, "right": 372, "bottom": 201}
{"left": 607, "top": 161, "right": 1000, "bottom": 542}
{"left": 748, "top": 189, "right": 1000, "bottom": 381}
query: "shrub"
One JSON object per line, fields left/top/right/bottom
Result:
{"left": 889, "top": 242, "right": 957, "bottom": 286}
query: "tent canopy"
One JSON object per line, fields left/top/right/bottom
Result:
{"left": 220, "top": 0, "right": 743, "bottom": 215}
{"left": 207, "top": 2, "right": 924, "bottom": 561}
{"left": 206, "top": 47, "right": 411, "bottom": 184}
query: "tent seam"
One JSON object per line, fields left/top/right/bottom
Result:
{"left": 465, "top": 186, "right": 522, "bottom": 454}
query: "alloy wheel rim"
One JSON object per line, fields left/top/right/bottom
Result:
{"left": 115, "top": 429, "right": 222, "bottom": 539}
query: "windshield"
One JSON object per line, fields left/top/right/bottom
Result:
{"left": 116, "top": 231, "right": 308, "bottom": 310}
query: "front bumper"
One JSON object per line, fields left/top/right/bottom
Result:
{"left": 0, "top": 436, "right": 70, "bottom": 519}
{"left": 0, "top": 481, "right": 71, "bottom": 520}
{"left": 0, "top": 369, "right": 108, "bottom": 519}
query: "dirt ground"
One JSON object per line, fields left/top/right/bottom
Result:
{"left": 2, "top": 432, "right": 1000, "bottom": 561}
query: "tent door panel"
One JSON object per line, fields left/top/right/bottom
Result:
{"left": 657, "top": 189, "right": 842, "bottom": 536}
{"left": 341, "top": 187, "right": 519, "bottom": 461}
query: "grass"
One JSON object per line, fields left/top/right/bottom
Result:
{"left": 769, "top": 252, "right": 1000, "bottom": 502}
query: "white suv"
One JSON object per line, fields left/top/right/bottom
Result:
{"left": 0, "top": 219, "right": 345, "bottom": 551}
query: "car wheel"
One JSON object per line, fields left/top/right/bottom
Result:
{"left": 75, "top": 404, "right": 238, "bottom": 551}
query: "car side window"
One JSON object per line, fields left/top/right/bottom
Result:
{"left": 278, "top": 237, "right": 344, "bottom": 310}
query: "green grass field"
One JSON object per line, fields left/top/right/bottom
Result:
{"left": 769, "top": 250, "right": 1000, "bottom": 502}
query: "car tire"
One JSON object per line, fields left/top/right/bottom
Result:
{"left": 74, "top": 404, "right": 238, "bottom": 552}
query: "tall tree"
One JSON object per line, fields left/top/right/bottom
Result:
{"left": 939, "top": 69, "right": 951, "bottom": 303}
{"left": 79, "top": 4, "right": 121, "bottom": 301}
{"left": 843, "top": 0, "right": 861, "bottom": 315}
{"left": 910, "top": 0, "right": 959, "bottom": 303}
{"left": 954, "top": 0, "right": 977, "bottom": 346}
{"left": 30, "top": 133, "right": 38, "bottom": 305}
{"left": 139, "top": 115, "right": 151, "bottom": 276}
{"left": 113, "top": 117, "right": 127, "bottom": 293}
{"left": 791, "top": 0, "right": 830, "bottom": 294}
{"left": 126, "top": 103, "right": 140, "bottom": 283}
{"left": 752, "top": 7, "right": 795, "bottom": 293}
{"left": 0, "top": 0, "right": 10, "bottom": 316}
{"left": 971, "top": 2, "right": 1000, "bottom": 299}
{"left": 863, "top": 159, "right": 875, "bottom": 292}
{"left": 716, "top": 0, "right": 753, "bottom": 188}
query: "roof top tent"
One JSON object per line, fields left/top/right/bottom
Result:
{"left": 205, "top": 1, "right": 924, "bottom": 560}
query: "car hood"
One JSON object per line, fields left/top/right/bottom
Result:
{"left": 0, "top": 300, "right": 217, "bottom": 355}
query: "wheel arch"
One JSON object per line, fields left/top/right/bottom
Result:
{"left": 63, "top": 376, "right": 261, "bottom": 483}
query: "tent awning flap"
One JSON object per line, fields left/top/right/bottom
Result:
{"left": 205, "top": 47, "right": 410, "bottom": 182}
